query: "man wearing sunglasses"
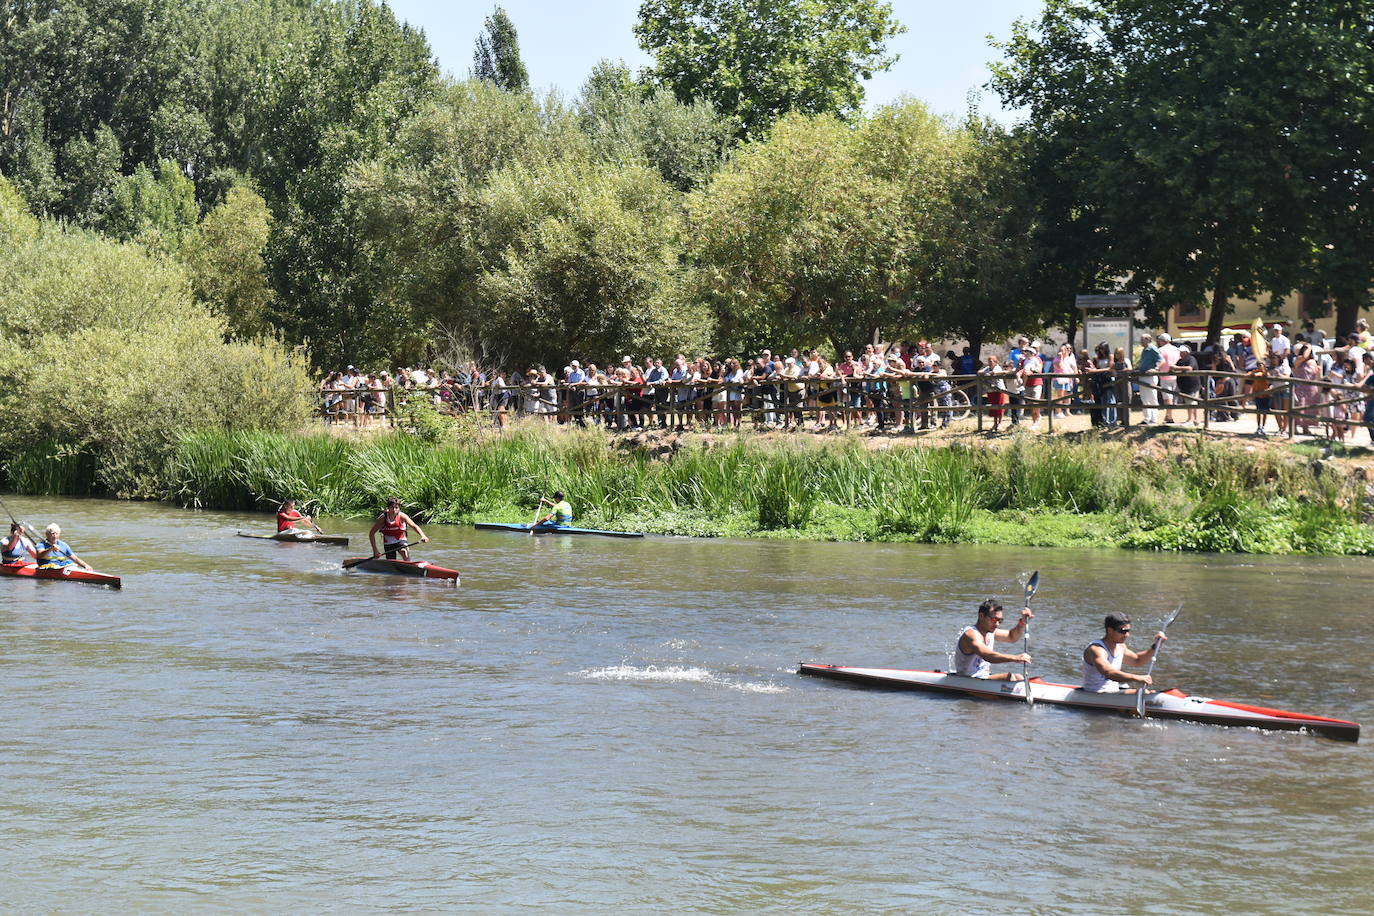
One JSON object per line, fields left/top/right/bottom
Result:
{"left": 953, "top": 600, "right": 1033, "bottom": 681}
{"left": 1082, "top": 614, "right": 1165, "bottom": 693}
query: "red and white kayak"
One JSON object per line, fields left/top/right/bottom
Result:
{"left": 0, "top": 562, "right": 122, "bottom": 589}
{"left": 342, "top": 557, "right": 460, "bottom": 583}
{"left": 798, "top": 663, "right": 1360, "bottom": 743}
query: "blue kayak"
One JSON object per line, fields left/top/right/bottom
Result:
{"left": 474, "top": 522, "right": 645, "bottom": 539}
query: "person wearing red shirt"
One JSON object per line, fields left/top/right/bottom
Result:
{"left": 277, "top": 498, "right": 323, "bottom": 535}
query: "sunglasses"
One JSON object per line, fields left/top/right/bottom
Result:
{"left": 1112, "top": 626, "right": 1132, "bottom": 633}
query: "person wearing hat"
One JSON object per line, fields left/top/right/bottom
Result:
{"left": 1156, "top": 332, "right": 1180, "bottom": 423}
{"left": 1269, "top": 324, "right": 1291, "bottom": 359}
{"left": 565, "top": 361, "right": 587, "bottom": 426}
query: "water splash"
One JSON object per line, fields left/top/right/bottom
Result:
{"left": 576, "top": 664, "right": 787, "bottom": 694}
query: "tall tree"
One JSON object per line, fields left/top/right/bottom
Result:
{"left": 635, "top": 0, "right": 904, "bottom": 138}
{"left": 472, "top": 6, "right": 529, "bottom": 92}
{"left": 992, "top": 0, "right": 1329, "bottom": 345}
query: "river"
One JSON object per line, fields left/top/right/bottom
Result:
{"left": 1, "top": 496, "right": 1370, "bottom": 913}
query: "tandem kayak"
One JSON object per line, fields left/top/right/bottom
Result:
{"left": 0, "top": 562, "right": 122, "bottom": 589}
{"left": 237, "top": 530, "right": 350, "bottom": 546}
{"left": 474, "top": 522, "right": 645, "bottom": 539}
{"left": 342, "top": 557, "right": 460, "bottom": 582}
{"left": 798, "top": 664, "right": 1360, "bottom": 743}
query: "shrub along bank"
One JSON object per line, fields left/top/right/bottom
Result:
{"left": 148, "top": 426, "right": 1373, "bottom": 556}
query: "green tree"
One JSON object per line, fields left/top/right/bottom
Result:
{"left": 992, "top": 0, "right": 1336, "bottom": 345}
{"left": 474, "top": 157, "right": 709, "bottom": 367}
{"left": 578, "top": 60, "right": 734, "bottom": 191}
{"left": 635, "top": 0, "right": 904, "bottom": 138}
{"left": 687, "top": 105, "right": 965, "bottom": 354}
{"left": 181, "top": 182, "right": 276, "bottom": 339}
{"left": 104, "top": 159, "right": 200, "bottom": 251}
{"left": 472, "top": 5, "right": 529, "bottom": 92}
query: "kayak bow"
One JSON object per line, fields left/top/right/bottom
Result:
{"left": 237, "top": 530, "right": 350, "bottom": 546}
{"left": 474, "top": 522, "right": 645, "bottom": 539}
{"left": 797, "top": 664, "right": 1360, "bottom": 743}
{"left": 341, "top": 557, "right": 460, "bottom": 582}
{"left": 0, "top": 562, "right": 122, "bottom": 589}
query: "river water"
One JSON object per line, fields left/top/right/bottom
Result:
{"left": 1, "top": 496, "right": 1370, "bottom": 913}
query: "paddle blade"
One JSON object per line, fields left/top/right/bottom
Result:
{"left": 1022, "top": 570, "right": 1039, "bottom": 603}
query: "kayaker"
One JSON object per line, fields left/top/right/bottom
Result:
{"left": 1082, "top": 614, "right": 1166, "bottom": 692}
{"left": 535, "top": 492, "right": 573, "bottom": 528}
{"left": 277, "top": 498, "right": 323, "bottom": 535}
{"left": 369, "top": 497, "right": 428, "bottom": 560}
{"left": 2, "top": 522, "right": 36, "bottom": 565}
{"left": 35, "top": 524, "right": 94, "bottom": 571}
{"left": 954, "top": 600, "right": 1033, "bottom": 681}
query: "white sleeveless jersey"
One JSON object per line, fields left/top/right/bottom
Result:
{"left": 954, "top": 626, "right": 993, "bottom": 679}
{"left": 1082, "top": 639, "right": 1125, "bottom": 692}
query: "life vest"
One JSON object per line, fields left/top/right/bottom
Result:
{"left": 39, "top": 539, "right": 74, "bottom": 568}
{"left": 380, "top": 511, "right": 407, "bottom": 544}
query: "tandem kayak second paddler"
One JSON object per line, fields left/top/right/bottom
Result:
{"left": 341, "top": 557, "right": 460, "bottom": 583}
{"left": 474, "top": 522, "right": 645, "bottom": 539}
{"left": 798, "top": 664, "right": 1360, "bottom": 742}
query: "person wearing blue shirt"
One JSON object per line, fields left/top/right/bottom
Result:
{"left": 36, "top": 524, "right": 93, "bottom": 571}
{"left": 1136, "top": 333, "right": 1162, "bottom": 424}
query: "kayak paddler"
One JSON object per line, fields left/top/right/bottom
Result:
{"left": 277, "top": 498, "right": 323, "bottom": 535}
{"left": 535, "top": 492, "right": 573, "bottom": 528}
{"left": 35, "top": 524, "right": 94, "bottom": 571}
{"left": 2, "top": 522, "right": 36, "bottom": 565}
{"left": 369, "top": 497, "right": 428, "bottom": 561}
{"left": 1082, "top": 614, "right": 1166, "bottom": 693}
{"left": 953, "top": 600, "right": 1033, "bottom": 681}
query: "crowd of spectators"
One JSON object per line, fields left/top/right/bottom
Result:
{"left": 318, "top": 319, "right": 1374, "bottom": 441}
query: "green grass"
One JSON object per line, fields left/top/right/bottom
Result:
{"left": 158, "top": 428, "right": 1374, "bottom": 555}
{"left": 6, "top": 424, "right": 1372, "bottom": 556}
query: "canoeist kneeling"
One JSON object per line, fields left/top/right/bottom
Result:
{"left": 2, "top": 522, "right": 36, "bottom": 565}
{"left": 1082, "top": 614, "right": 1165, "bottom": 692}
{"left": 954, "top": 600, "right": 1033, "bottom": 681}
{"left": 36, "top": 524, "right": 94, "bottom": 571}
{"left": 369, "top": 497, "right": 428, "bottom": 560}
{"left": 277, "top": 498, "right": 323, "bottom": 536}
{"left": 535, "top": 492, "right": 573, "bottom": 528}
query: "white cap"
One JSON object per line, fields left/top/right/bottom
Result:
{"left": 1158, "top": 332, "right": 1171, "bottom": 342}
{"left": 570, "top": 360, "right": 580, "bottom": 367}
{"left": 1272, "top": 324, "right": 1283, "bottom": 330}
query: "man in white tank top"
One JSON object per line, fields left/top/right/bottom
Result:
{"left": 1082, "top": 614, "right": 1165, "bottom": 692}
{"left": 954, "top": 600, "right": 1033, "bottom": 680}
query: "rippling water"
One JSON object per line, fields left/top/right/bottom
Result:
{"left": 1, "top": 497, "right": 1370, "bottom": 913}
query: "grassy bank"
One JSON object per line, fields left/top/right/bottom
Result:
{"left": 146, "top": 426, "right": 1372, "bottom": 556}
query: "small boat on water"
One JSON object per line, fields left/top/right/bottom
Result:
{"left": 0, "top": 562, "right": 122, "bottom": 589}
{"left": 798, "top": 663, "right": 1360, "bottom": 743}
{"left": 341, "top": 557, "right": 460, "bottom": 583}
{"left": 237, "top": 530, "right": 350, "bottom": 546}
{"left": 474, "top": 522, "right": 645, "bottom": 539}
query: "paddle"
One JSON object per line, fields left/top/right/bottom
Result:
{"left": 343, "top": 555, "right": 378, "bottom": 570}
{"left": 1136, "top": 603, "right": 1184, "bottom": 717}
{"left": 0, "top": 495, "right": 41, "bottom": 545}
{"left": 529, "top": 492, "right": 544, "bottom": 535}
{"left": 1021, "top": 570, "right": 1039, "bottom": 705}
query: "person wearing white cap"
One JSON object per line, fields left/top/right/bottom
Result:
{"left": 1156, "top": 332, "right": 1180, "bottom": 423}
{"left": 1269, "top": 323, "right": 1291, "bottom": 359}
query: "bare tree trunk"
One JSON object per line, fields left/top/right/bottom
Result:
{"left": 1333, "top": 291, "right": 1364, "bottom": 340}
{"left": 1205, "top": 256, "right": 1234, "bottom": 347}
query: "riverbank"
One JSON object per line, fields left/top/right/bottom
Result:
{"left": 152, "top": 423, "right": 1374, "bottom": 555}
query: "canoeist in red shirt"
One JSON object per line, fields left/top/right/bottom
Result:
{"left": 368, "top": 497, "right": 428, "bottom": 560}
{"left": 277, "top": 498, "right": 324, "bottom": 535}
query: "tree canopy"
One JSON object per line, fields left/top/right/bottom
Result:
{"left": 473, "top": 5, "right": 529, "bottom": 92}
{"left": 635, "top": 0, "right": 904, "bottom": 138}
